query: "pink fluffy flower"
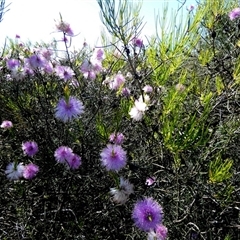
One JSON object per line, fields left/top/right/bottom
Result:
{"left": 6, "top": 59, "right": 20, "bottom": 71}
{"left": 132, "top": 197, "right": 163, "bottom": 232}
{"left": 54, "top": 146, "right": 82, "bottom": 170}
{"left": 22, "top": 141, "right": 38, "bottom": 157}
{"left": 155, "top": 224, "right": 168, "bottom": 240}
{"left": 66, "top": 153, "right": 82, "bottom": 170}
{"left": 55, "top": 96, "right": 84, "bottom": 122}
{"left": 109, "top": 132, "right": 125, "bottom": 145}
{"left": 55, "top": 65, "right": 75, "bottom": 81}
{"left": 43, "top": 62, "right": 54, "bottom": 74}
{"left": 1, "top": 120, "right": 13, "bottom": 129}
{"left": 122, "top": 87, "right": 131, "bottom": 97}
{"left": 94, "top": 48, "right": 105, "bottom": 61}
{"left": 132, "top": 37, "right": 143, "bottom": 48}
{"left": 80, "top": 59, "right": 102, "bottom": 80}
{"left": 5, "top": 162, "right": 25, "bottom": 180}
{"left": 109, "top": 73, "right": 126, "bottom": 90}
{"left": 23, "top": 163, "right": 39, "bottom": 179}
{"left": 100, "top": 144, "right": 127, "bottom": 171}
{"left": 147, "top": 224, "right": 168, "bottom": 240}
{"left": 229, "top": 8, "right": 240, "bottom": 20}
{"left": 54, "top": 146, "right": 73, "bottom": 163}
{"left": 27, "top": 54, "right": 46, "bottom": 69}
{"left": 40, "top": 48, "right": 53, "bottom": 61}
{"left": 146, "top": 176, "right": 156, "bottom": 186}
{"left": 143, "top": 85, "right": 153, "bottom": 93}
{"left": 56, "top": 21, "right": 74, "bottom": 36}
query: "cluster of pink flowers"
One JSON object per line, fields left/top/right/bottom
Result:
{"left": 54, "top": 146, "right": 82, "bottom": 170}
{"left": 108, "top": 73, "right": 126, "bottom": 90}
{"left": 5, "top": 162, "right": 39, "bottom": 180}
{"left": 109, "top": 132, "right": 125, "bottom": 145}
{"left": 55, "top": 65, "right": 75, "bottom": 81}
{"left": 2, "top": 17, "right": 169, "bottom": 239}
{"left": 4, "top": 141, "right": 39, "bottom": 180}
{"left": 147, "top": 224, "right": 168, "bottom": 240}
{"left": 129, "top": 85, "right": 153, "bottom": 121}
{"left": 4, "top": 45, "right": 74, "bottom": 83}
{"left": 80, "top": 48, "right": 104, "bottom": 80}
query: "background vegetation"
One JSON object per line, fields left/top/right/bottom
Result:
{"left": 0, "top": 0, "right": 239, "bottom": 239}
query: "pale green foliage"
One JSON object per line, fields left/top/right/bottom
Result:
{"left": 209, "top": 155, "right": 233, "bottom": 183}
{"left": 224, "top": 234, "right": 233, "bottom": 240}
{"left": 97, "top": 0, "right": 143, "bottom": 44}
{"left": 146, "top": 2, "right": 206, "bottom": 86}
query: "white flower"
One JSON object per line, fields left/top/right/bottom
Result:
{"left": 147, "top": 231, "right": 158, "bottom": 240}
{"left": 110, "top": 177, "right": 134, "bottom": 204}
{"left": 138, "top": 94, "right": 150, "bottom": 104}
{"left": 129, "top": 98, "right": 149, "bottom": 121}
{"left": 110, "top": 188, "right": 129, "bottom": 204}
{"left": 119, "top": 177, "right": 134, "bottom": 195}
{"left": 5, "top": 162, "right": 25, "bottom": 180}
{"left": 129, "top": 106, "right": 144, "bottom": 121}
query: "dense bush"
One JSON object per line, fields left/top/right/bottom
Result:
{"left": 0, "top": 0, "right": 239, "bottom": 239}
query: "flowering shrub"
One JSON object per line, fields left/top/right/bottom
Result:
{"left": 0, "top": 0, "right": 240, "bottom": 239}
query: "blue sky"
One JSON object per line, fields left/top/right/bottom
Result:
{"left": 0, "top": 0, "right": 195, "bottom": 49}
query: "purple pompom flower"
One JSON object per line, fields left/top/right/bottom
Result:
{"left": 22, "top": 141, "right": 38, "bottom": 157}
{"left": 55, "top": 96, "right": 84, "bottom": 122}
{"left": 66, "top": 153, "right": 82, "bottom": 170}
{"left": 23, "top": 163, "right": 39, "bottom": 179}
{"left": 27, "top": 54, "right": 46, "bottom": 69}
{"left": 1, "top": 120, "right": 13, "bottom": 129}
{"left": 6, "top": 59, "right": 20, "bottom": 71}
{"left": 55, "top": 65, "right": 75, "bottom": 81}
{"left": 100, "top": 144, "right": 127, "bottom": 171}
{"left": 229, "top": 8, "right": 240, "bottom": 20}
{"left": 132, "top": 197, "right": 163, "bottom": 232}
{"left": 143, "top": 85, "right": 153, "bottom": 93}
{"left": 132, "top": 37, "right": 143, "bottom": 48}
{"left": 54, "top": 146, "right": 73, "bottom": 163}
{"left": 147, "top": 224, "right": 168, "bottom": 240}
{"left": 122, "top": 87, "right": 131, "bottom": 97}
{"left": 56, "top": 21, "right": 74, "bottom": 36}
{"left": 155, "top": 224, "right": 168, "bottom": 240}
{"left": 93, "top": 48, "right": 105, "bottom": 61}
